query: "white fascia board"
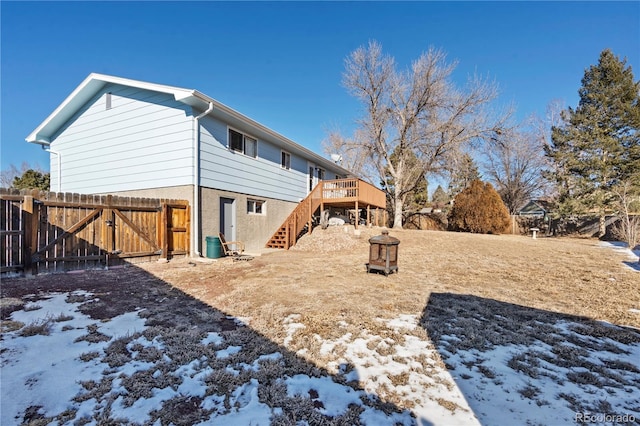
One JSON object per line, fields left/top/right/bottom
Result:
{"left": 26, "top": 74, "right": 103, "bottom": 143}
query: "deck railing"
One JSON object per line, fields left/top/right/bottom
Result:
{"left": 320, "top": 178, "right": 386, "bottom": 207}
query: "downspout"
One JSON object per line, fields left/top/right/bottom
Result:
{"left": 46, "top": 147, "right": 61, "bottom": 193}
{"left": 33, "top": 140, "right": 61, "bottom": 192}
{"left": 192, "top": 102, "right": 214, "bottom": 257}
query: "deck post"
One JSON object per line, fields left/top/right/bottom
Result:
{"left": 366, "top": 205, "right": 370, "bottom": 226}
{"left": 354, "top": 201, "right": 359, "bottom": 229}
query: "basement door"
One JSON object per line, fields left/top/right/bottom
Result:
{"left": 220, "top": 197, "right": 236, "bottom": 241}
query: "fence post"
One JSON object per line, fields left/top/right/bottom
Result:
{"left": 103, "top": 195, "right": 113, "bottom": 253}
{"left": 23, "top": 195, "right": 34, "bottom": 275}
{"left": 160, "top": 203, "right": 169, "bottom": 259}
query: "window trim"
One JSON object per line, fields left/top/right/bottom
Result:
{"left": 247, "top": 198, "right": 265, "bottom": 215}
{"left": 228, "top": 127, "right": 258, "bottom": 158}
{"left": 281, "top": 150, "right": 291, "bottom": 170}
{"left": 244, "top": 135, "right": 257, "bottom": 158}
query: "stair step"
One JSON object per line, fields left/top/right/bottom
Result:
{"left": 265, "top": 190, "right": 320, "bottom": 249}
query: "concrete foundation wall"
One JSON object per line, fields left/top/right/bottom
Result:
{"left": 200, "top": 187, "right": 296, "bottom": 253}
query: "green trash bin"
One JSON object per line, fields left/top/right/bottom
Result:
{"left": 205, "top": 236, "right": 223, "bottom": 259}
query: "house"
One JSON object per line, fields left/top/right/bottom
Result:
{"left": 518, "top": 200, "right": 554, "bottom": 218}
{"left": 26, "top": 73, "right": 385, "bottom": 255}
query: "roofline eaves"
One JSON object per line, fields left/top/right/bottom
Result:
{"left": 26, "top": 73, "right": 352, "bottom": 175}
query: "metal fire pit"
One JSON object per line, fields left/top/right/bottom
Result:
{"left": 366, "top": 230, "right": 400, "bottom": 276}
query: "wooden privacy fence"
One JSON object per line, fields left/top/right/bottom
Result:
{"left": 1, "top": 189, "right": 190, "bottom": 275}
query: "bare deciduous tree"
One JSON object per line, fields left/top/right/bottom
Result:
{"left": 322, "top": 128, "right": 377, "bottom": 183}
{"left": 1, "top": 162, "right": 48, "bottom": 189}
{"left": 483, "top": 125, "right": 550, "bottom": 214}
{"left": 334, "top": 41, "right": 506, "bottom": 228}
{"left": 612, "top": 180, "right": 640, "bottom": 250}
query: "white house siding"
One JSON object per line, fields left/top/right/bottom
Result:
{"left": 49, "top": 84, "right": 194, "bottom": 193}
{"left": 198, "top": 115, "right": 339, "bottom": 202}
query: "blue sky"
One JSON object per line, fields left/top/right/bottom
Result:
{"left": 1, "top": 1, "right": 639, "bottom": 174}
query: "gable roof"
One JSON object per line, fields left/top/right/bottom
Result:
{"left": 26, "top": 73, "right": 351, "bottom": 175}
{"left": 518, "top": 199, "right": 554, "bottom": 215}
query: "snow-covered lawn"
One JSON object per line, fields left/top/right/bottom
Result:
{"left": 2, "top": 291, "right": 404, "bottom": 425}
{"left": 2, "top": 288, "right": 639, "bottom": 425}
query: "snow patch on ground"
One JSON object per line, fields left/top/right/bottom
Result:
{"left": 3, "top": 282, "right": 640, "bottom": 425}
{"left": 285, "top": 313, "right": 480, "bottom": 425}
{"left": 283, "top": 309, "right": 640, "bottom": 425}
{"left": 1, "top": 292, "right": 147, "bottom": 424}
{"left": 599, "top": 240, "right": 640, "bottom": 271}
{"left": 1, "top": 292, "right": 419, "bottom": 424}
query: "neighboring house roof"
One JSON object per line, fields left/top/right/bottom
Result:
{"left": 26, "top": 73, "right": 351, "bottom": 175}
{"left": 518, "top": 199, "right": 554, "bottom": 215}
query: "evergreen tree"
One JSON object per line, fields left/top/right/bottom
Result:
{"left": 448, "top": 153, "right": 481, "bottom": 198}
{"left": 431, "top": 185, "right": 450, "bottom": 210}
{"left": 409, "top": 176, "right": 429, "bottom": 213}
{"left": 12, "top": 169, "right": 50, "bottom": 190}
{"left": 545, "top": 49, "right": 640, "bottom": 236}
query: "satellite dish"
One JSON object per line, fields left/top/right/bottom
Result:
{"left": 330, "top": 154, "right": 343, "bottom": 163}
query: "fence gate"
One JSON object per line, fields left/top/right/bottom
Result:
{"left": 0, "top": 195, "right": 25, "bottom": 274}
{"left": 1, "top": 189, "right": 190, "bottom": 275}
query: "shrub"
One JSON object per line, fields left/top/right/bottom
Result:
{"left": 448, "top": 180, "right": 511, "bottom": 234}
{"left": 19, "top": 318, "right": 53, "bottom": 337}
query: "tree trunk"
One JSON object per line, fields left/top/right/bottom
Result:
{"left": 392, "top": 194, "right": 404, "bottom": 229}
{"left": 599, "top": 213, "right": 606, "bottom": 238}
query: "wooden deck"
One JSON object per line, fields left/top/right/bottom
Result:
{"left": 266, "top": 178, "right": 387, "bottom": 249}
{"left": 317, "top": 178, "right": 386, "bottom": 209}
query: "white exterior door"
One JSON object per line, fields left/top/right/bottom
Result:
{"left": 308, "top": 162, "right": 325, "bottom": 193}
{"left": 220, "top": 197, "right": 235, "bottom": 241}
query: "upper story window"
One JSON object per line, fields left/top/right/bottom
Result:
{"left": 281, "top": 151, "right": 291, "bottom": 170}
{"left": 317, "top": 168, "right": 325, "bottom": 180}
{"left": 229, "top": 128, "right": 257, "bottom": 158}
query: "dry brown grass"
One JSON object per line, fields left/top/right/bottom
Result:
{"left": 2, "top": 228, "right": 638, "bottom": 424}
{"left": 137, "top": 227, "right": 640, "bottom": 416}
{"left": 142, "top": 227, "right": 640, "bottom": 343}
